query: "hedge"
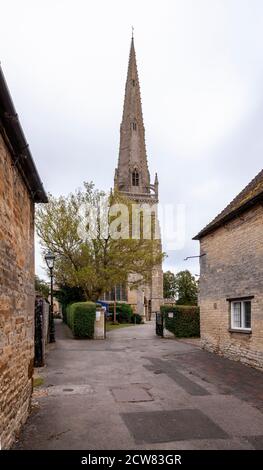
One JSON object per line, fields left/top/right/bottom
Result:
{"left": 55, "top": 285, "right": 86, "bottom": 323}
{"left": 131, "top": 313, "right": 142, "bottom": 324}
{"left": 66, "top": 301, "right": 96, "bottom": 338}
{"left": 161, "top": 305, "right": 200, "bottom": 338}
{"left": 62, "top": 305, "right": 67, "bottom": 324}
{"left": 109, "top": 303, "right": 133, "bottom": 323}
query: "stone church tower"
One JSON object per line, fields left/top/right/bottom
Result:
{"left": 114, "top": 36, "right": 163, "bottom": 319}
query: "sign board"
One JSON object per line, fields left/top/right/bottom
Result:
{"left": 96, "top": 311, "right": 101, "bottom": 321}
{"left": 168, "top": 312, "right": 174, "bottom": 319}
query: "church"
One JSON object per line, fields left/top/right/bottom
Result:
{"left": 103, "top": 36, "right": 163, "bottom": 320}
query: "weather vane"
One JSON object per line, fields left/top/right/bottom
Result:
{"left": 132, "top": 25, "right": 134, "bottom": 38}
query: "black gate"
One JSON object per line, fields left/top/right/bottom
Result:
{"left": 155, "top": 312, "right": 163, "bottom": 337}
{"left": 35, "top": 297, "right": 45, "bottom": 367}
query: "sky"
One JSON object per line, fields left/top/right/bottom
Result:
{"left": 1, "top": 0, "right": 263, "bottom": 279}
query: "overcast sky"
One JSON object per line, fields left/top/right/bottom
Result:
{"left": 1, "top": 0, "right": 263, "bottom": 278}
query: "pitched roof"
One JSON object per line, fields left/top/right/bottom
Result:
{"left": 0, "top": 65, "right": 48, "bottom": 203}
{"left": 193, "top": 168, "right": 263, "bottom": 240}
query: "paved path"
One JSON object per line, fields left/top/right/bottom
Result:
{"left": 15, "top": 320, "right": 263, "bottom": 450}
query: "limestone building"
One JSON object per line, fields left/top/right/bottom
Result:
{"left": 0, "top": 65, "right": 47, "bottom": 448}
{"left": 194, "top": 169, "right": 263, "bottom": 370}
{"left": 111, "top": 37, "right": 163, "bottom": 319}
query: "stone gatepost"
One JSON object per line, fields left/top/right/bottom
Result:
{"left": 163, "top": 311, "right": 175, "bottom": 338}
{"left": 94, "top": 307, "right": 105, "bottom": 340}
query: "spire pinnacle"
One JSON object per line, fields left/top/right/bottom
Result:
{"left": 131, "top": 25, "right": 134, "bottom": 39}
{"left": 115, "top": 37, "right": 151, "bottom": 194}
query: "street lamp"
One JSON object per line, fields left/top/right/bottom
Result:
{"left": 45, "top": 251, "right": 56, "bottom": 343}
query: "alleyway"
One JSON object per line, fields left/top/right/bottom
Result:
{"left": 15, "top": 320, "right": 263, "bottom": 450}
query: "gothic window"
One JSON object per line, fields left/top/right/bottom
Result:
{"left": 116, "top": 285, "right": 121, "bottom": 301}
{"left": 131, "top": 121, "right": 137, "bottom": 131}
{"left": 132, "top": 79, "right": 136, "bottom": 86}
{"left": 121, "top": 284, "right": 128, "bottom": 301}
{"left": 132, "top": 169, "right": 139, "bottom": 186}
{"left": 103, "top": 284, "right": 127, "bottom": 302}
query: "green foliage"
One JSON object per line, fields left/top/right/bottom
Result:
{"left": 33, "top": 376, "right": 44, "bottom": 388}
{"left": 66, "top": 301, "right": 96, "bottom": 338}
{"left": 161, "top": 305, "right": 200, "bottom": 338}
{"left": 55, "top": 285, "right": 86, "bottom": 323}
{"left": 35, "top": 275, "right": 49, "bottom": 299}
{"left": 109, "top": 303, "right": 133, "bottom": 323}
{"left": 36, "top": 182, "right": 165, "bottom": 301}
{"left": 163, "top": 271, "right": 176, "bottom": 299}
{"left": 131, "top": 313, "right": 142, "bottom": 324}
{"left": 174, "top": 270, "right": 198, "bottom": 305}
{"left": 106, "top": 323, "right": 134, "bottom": 332}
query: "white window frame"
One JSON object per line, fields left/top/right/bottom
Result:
{"left": 230, "top": 300, "right": 251, "bottom": 331}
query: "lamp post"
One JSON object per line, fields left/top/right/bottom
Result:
{"left": 113, "top": 285, "right": 117, "bottom": 323}
{"left": 45, "top": 251, "right": 56, "bottom": 343}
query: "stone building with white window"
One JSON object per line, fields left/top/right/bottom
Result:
{"left": 194, "top": 169, "right": 263, "bottom": 370}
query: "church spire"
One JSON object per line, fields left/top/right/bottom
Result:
{"left": 115, "top": 36, "right": 151, "bottom": 194}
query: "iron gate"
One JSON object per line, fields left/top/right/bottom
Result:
{"left": 155, "top": 312, "right": 163, "bottom": 337}
{"left": 35, "top": 297, "right": 46, "bottom": 367}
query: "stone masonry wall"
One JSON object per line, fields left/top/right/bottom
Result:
{"left": 0, "top": 133, "right": 35, "bottom": 449}
{"left": 199, "top": 204, "right": 263, "bottom": 370}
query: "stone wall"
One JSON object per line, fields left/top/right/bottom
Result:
{"left": 151, "top": 263, "right": 163, "bottom": 314}
{"left": 199, "top": 204, "right": 263, "bottom": 370}
{"left": 0, "top": 133, "right": 35, "bottom": 449}
{"left": 127, "top": 262, "right": 163, "bottom": 320}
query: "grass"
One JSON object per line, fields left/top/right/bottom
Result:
{"left": 33, "top": 376, "right": 44, "bottom": 388}
{"left": 106, "top": 322, "right": 136, "bottom": 332}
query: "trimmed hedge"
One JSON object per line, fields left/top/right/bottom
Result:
{"left": 109, "top": 303, "right": 133, "bottom": 323}
{"left": 66, "top": 301, "right": 96, "bottom": 338}
{"left": 55, "top": 285, "right": 86, "bottom": 323}
{"left": 62, "top": 305, "right": 67, "bottom": 324}
{"left": 161, "top": 305, "right": 200, "bottom": 338}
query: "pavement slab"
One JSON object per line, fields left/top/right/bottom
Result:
{"left": 14, "top": 319, "right": 263, "bottom": 450}
{"left": 121, "top": 409, "right": 228, "bottom": 444}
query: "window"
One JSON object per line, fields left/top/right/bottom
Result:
{"left": 132, "top": 169, "right": 139, "bottom": 186}
{"left": 103, "top": 284, "right": 127, "bottom": 301}
{"left": 120, "top": 284, "right": 128, "bottom": 301}
{"left": 131, "top": 121, "right": 137, "bottom": 131}
{"left": 132, "top": 79, "right": 136, "bottom": 86}
{"left": 231, "top": 300, "right": 251, "bottom": 330}
{"left": 116, "top": 284, "right": 121, "bottom": 301}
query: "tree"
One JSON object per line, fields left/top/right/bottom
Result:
{"left": 163, "top": 271, "right": 176, "bottom": 299}
{"left": 36, "top": 182, "right": 164, "bottom": 301}
{"left": 174, "top": 270, "right": 198, "bottom": 305}
{"left": 55, "top": 284, "right": 86, "bottom": 308}
{"left": 35, "top": 275, "right": 49, "bottom": 299}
